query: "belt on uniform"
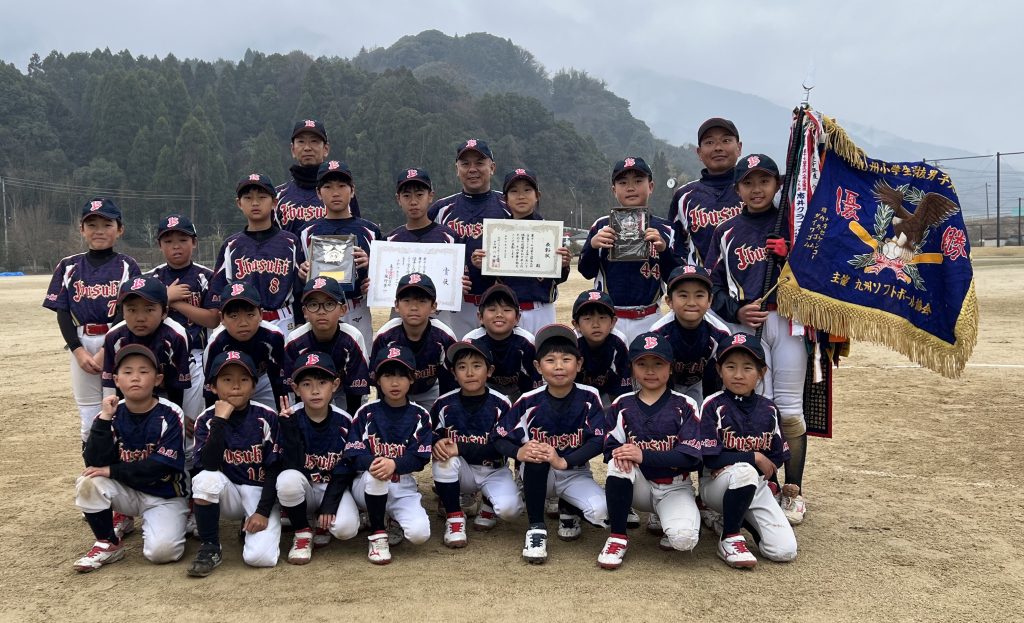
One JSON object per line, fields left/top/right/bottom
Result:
{"left": 82, "top": 323, "right": 109, "bottom": 336}
{"left": 519, "top": 301, "right": 538, "bottom": 311}
{"left": 614, "top": 304, "right": 658, "bottom": 319}
{"left": 650, "top": 474, "right": 687, "bottom": 485}
{"left": 463, "top": 294, "right": 483, "bottom": 305}
{"left": 764, "top": 303, "right": 778, "bottom": 311}
{"left": 261, "top": 307, "right": 294, "bottom": 322}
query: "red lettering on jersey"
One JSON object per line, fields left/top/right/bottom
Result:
{"left": 446, "top": 218, "right": 483, "bottom": 239}
{"left": 233, "top": 256, "right": 292, "bottom": 280}
{"left": 367, "top": 434, "right": 406, "bottom": 458}
{"left": 73, "top": 280, "right": 122, "bottom": 303}
{"left": 278, "top": 203, "right": 327, "bottom": 226}
{"left": 530, "top": 427, "right": 585, "bottom": 451}
{"left": 722, "top": 429, "right": 773, "bottom": 452}
{"left": 734, "top": 244, "right": 767, "bottom": 271}
{"left": 223, "top": 444, "right": 264, "bottom": 465}
{"left": 688, "top": 205, "right": 743, "bottom": 232}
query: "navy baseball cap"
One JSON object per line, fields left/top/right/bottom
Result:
{"left": 113, "top": 344, "right": 159, "bottom": 370}
{"left": 396, "top": 167, "right": 432, "bottom": 192}
{"left": 446, "top": 339, "right": 493, "bottom": 366}
{"left": 534, "top": 324, "right": 578, "bottom": 357}
{"left": 396, "top": 272, "right": 436, "bottom": 300}
{"left": 317, "top": 160, "right": 353, "bottom": 187}
{"left": 80, "top": 198, "right": 122, "bottom": 223}
{"left": 373, "top": 344, "right": 417, "bottom": 374}
{"left": 502, "top": 168, "right": 538, "bottom": 194}
{"left": 292, "top": 118, "right": 329, "bottom": 142}
{"left": 156, "top": 214, "right": 197, "bottom": 239}
{"left": 572, "top": 289, "right": 615, "bottom": 319}
{"left": 734, "top": 154, "right": 780, "bottom": 183}
{"left": 236, "top": 173, "right": 276, "bottom": 198}
{"left": 303, "top": 275, "right": 346, "bottom": 303}
{"left": 628, "top": 332, "right": 674, "bottom": 364}
{"left": 118, "top": 275, "right": 168, "bottom": 306}
{"left": 290, "top": 351, "right": 339, "bottom": 382}
{"left": 456, "top": 138, "right": 493, "bottom": 161}
{"left": 479, "top": 283, "right": 519, "bottom": 310}
{"left": 717, "top": 332, "right": 767, "bottom": 367}
{"left": 666, "top": 265, "right": 713, "bottom": 292}
{"left": 698, "top": 117, "right": 740, "bottom": 143}
{"left": 612, "top": 156, "right": 653, "bottom": 181}
{"left": 209, "top": 350, "right": 257, "bottom": 379}
{"left": 220, "top": 281, "right": 262, "bottom": 308}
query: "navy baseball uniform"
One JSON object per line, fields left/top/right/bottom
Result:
{"left": 76, "top": 397, "right": 189, "bottom": 565}
{"left": 497, "top": 209, "right": 570, "bottom": 336}
{"left": 205, "top": 322, "right": 288, "bottom": 407}
{"left": 386, "top": 222, "right": 456, "bottom": 243}
{"left": 650, "top": 315, "right": 728, "bottom": 404}
{"left": 463, "top": 327, "right": 540, "bottom": 402}
{"left": 147, "top": 261, "right": 214, "bottom": 350}
{"left": 101, "top": 317, "right": 192, "bottom": 395}
{"left": 372, "top": 318, "right": 457, "bottom": 411}
{"left": 667, "top": 170, "right": 743, "bottom": 267}
{"left": 576, "top": 328, "right": 632, "bottom": 405}
{"left": 285, "top": 322, "right": 370, "bottom": 409}
{"left": 44, "top": 248, "right": 141, "bottom": 440}
{"left": 206, "top": 226, "right": 305, "bottom": 335}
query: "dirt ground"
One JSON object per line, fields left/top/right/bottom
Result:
{"left": 1, "top": 249, "right": 1021, "bottom": 623}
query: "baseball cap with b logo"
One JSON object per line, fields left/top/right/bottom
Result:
{"left": 666, "top": 264, "right": 713, "bottom": 293}
{"left": 455, "top": 138, "right": 494, "bottom": 161}
{"left": 395, "top": 272, "right": 437, "bottom": 301}
{"left": 236, "top": 173, "right": 276, "bottom": 198}
{"left": 316, "top": 160, "right": 353, "bottom": 187}
{"left": 220, "top": 281, "right": 262, "bottom": 308}
{"left": 612, "top": 156, "right": 653, "bottom": 182}
{"left": 117, "top": 275, "right": 168, "bottom": 306}
{"left": 290, "top": 350, "right": 339, "bottom": 382}
{"left": 396, "top": 167, "right": 432, "bottom": 192}
{"left": 372, "top": 344, "right": 416, "bottom": 375}
{"left": 291, "top": 118, "right": 328, "bottom": 142}
{"left": 156, "top": 213, "right": 197, "bottom": 239}
{"left": 209, "top": 349, "right": 258, "bottom": 379}
{"left": 716, "top": 332, "right": 767, "bottom": 367}
{"left": 733, "top": 153, "right": 780, "bottom": 184}
{"left": 572, "top": 289, "right": 615, "bottom": 319}
{"left": 628, "top": 331, "right": 674, "bottom": 363}
{"left": 80, "top": 197, "right": 122, "bottom": 223}
{"left": 502, "top": 167, "right": 538, "bottom": 194}
{"left": 301, "top": 275, "right": 346, "bottom": 303}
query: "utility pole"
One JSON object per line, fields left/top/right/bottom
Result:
{"left": 1018, "top": 197, "right": 1021, "bottom": 246}
{"left": 996, "top": 152, "right": 1001, "bottom": 248}
{"left": 1, "top": 176, "right": 8, "bottom": 269}
{"left": 985, "top": 182, "right": 990, "bottom": 220}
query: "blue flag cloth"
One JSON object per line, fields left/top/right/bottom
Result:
{"left": 778, "top": 111, "right": 978, "bottom": 378}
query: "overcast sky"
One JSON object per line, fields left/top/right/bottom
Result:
{"left": 2, "top": 1, "right": 1017, "bottom": 156}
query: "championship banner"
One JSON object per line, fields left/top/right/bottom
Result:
{"left": 778, "top": 111, "right": 978, "bottom": 378}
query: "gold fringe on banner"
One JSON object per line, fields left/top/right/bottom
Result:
{"left": 822, "top": 116, "right": 868, "bottom": 171}
{"left": 777, "top": 265, "right": 979, "bottom": 379}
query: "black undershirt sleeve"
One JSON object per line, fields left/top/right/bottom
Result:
{"left": 57, "top": 310, "right": 82, "bottom": 351}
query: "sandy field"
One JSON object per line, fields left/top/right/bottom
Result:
{"left": 1, "top": 250, "right": 1021, "bottom": 622}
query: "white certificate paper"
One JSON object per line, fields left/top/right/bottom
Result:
{"left": 368, "top": 241, "right": 466, "bottom": 311}
{"left": 480, "top": 218, "right": 564, "bottom": 279}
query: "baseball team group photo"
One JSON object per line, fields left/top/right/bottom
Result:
{"left": 2, "top": 4, "right": 1021, "bottom": 622}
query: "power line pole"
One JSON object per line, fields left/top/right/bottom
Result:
{"left": 1018, "top": 197, "right": 1021, "bottom": 246}
{"left": 985, "top": 182, "right": 990, "bottom": 220}
{"left": 1, "top": 176, "right": 8, "bottom": 268}
{"left": 996, "top": 152, "right": 1001, "bottom": 248}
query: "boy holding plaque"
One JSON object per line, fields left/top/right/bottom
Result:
{"left": 579, "top": 157, "right": 679, "bottom": 346}
{"left": 299, "top": 160, "right": 382, "bottom": 350}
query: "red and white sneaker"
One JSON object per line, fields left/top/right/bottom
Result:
{"left": 73, "top": 540, "right": 124, "bottom": 573}
{"left": 313, "top": 527, "right": 332, "bottom": 549}
{"left": 367, "top": 532, "right": 392, "bottom": 565}
{"left": 718, "top": 534, "right": 757, "bottom": 569}
{"left": 287, "top": 529, "right": 314, "bottom": 565}
{"left": 443, "top": 513, "right": 468, "bottom": 548}
{"left": 112, "top": 512, "right": 135, "bottom": 539}
{"left": 597, "top": 535, "right": 628, "bottom": 570}
{"left": 473, "top": 501, "right": 498, "bottom": 531}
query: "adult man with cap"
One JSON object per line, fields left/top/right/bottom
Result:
{"left": 667, "top": 118, "right": 744, "bottom": 267}
{"left": 427, "top": 138, "right": 510, "bottom": 339}
{"left": 276, "top": 119, "right": 360, "bottom": 235}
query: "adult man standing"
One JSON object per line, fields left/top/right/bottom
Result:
{"left": 428, "top": 139, "right": 508, "bottom": 339}
{"left": 667, "top": 118, "right": 744, "bottom": 266}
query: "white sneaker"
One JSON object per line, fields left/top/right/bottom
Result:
{"left": 473, "top": 500, "right": 497, "bottom": 531}
{"left": 443, "top": 514, "right": 468, "bottom": 548}
{"left": 780, "top": 485, "right": 806, "bottom": 525}
{"left": 646, "top": 512, "right": 663, "bottom": 535}
{"left": 112, "top": 512, "right": 135, "bottom": 539}
{"left": 558, "top": 514, "right": 582, "bottom": 541}
{"left": 460, "top": 492, "right": 480, "bottom": 517}
{"left": 386, "top": 516, "right": 405, "bottom": 546}
{"left": 718, "top": 535, "right": 758, "bottom": 569}
{"left": 626, "top": 509, "right": 641, "bottom": 530}
{"left": 287, "top": 529, "right": 314, "bottom": 565}
{"left": 367, "top": 533, "right": 392, "bottom": 565}
{"left": 597, "top": 536, "right": 628, "bottom": 570}
{"left": 522, "top": 528, "right": 548, "bottom": 564}
{"left": 73, "top": 540, "right": 125, "bottom": 572}
{"left": 544, "top": 496, "right": 559, "bottom": 518}
{"left": 313, "top": 527, "right": 332, "bottom": 549}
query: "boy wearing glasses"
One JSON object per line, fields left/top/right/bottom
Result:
{"left": 285, "top": 275, "right": 370, "bottom": 414}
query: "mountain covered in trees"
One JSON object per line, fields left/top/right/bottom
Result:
{"left": 0, "top": 30, "right": 700, "bottom": 270}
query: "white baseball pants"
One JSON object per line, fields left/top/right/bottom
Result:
{"left": 432, "top": 457, "right": 523, "bottom": 521}
{"left": 191, "top": 470, "right": 282, "bottom": 567}
{"left": 276, "top": 469, "right": 359, "bottom": 540}
{"left": 606, "top": 463, "right": 699, "bottom": 551}
{"left": 351, "top": 472, "right": 430, "bottom": 544}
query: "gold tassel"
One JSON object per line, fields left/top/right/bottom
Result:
{"left": 822, "top": 116, "right": 868, "bottom": 170}
{"left": 777, "top": 266, "right": 979, "bottom": 379}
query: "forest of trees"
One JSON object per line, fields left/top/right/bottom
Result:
{"left": 0, "top": 30, "right": 701, "bottom": 271}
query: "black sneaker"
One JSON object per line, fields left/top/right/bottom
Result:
{"left": 187, "top": 543, "right": 222, "bottom": 577}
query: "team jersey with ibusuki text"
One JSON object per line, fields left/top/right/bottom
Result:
{"left": 651, "top": 316, "right": 728, "bottom": 395}
{"left": 206, "top": 227, "right": 305, "bottom": 312}
{"left": 428, "top": 191, "right": 508, "bottom": 297}
{"left": 699, "top": 390, "right": 789, "bottom": 467}
{"left": 372, "top": 319, "right": 457, "bottom": 396}
{"left": 101, "top": 318, "right": 192, "bottom": 390}
{"left": 194, "top": 401, "right": 281, "bottom": 486}
{"left": 430, "top": 388, "right": 510, "bottom": 467}
{"left": 705, "top": 205, "right": 785, "bottom": 313}
{"left": 667, "top": 169, "right": 743, "bottom": 266}
{"left": 493, "top": 384, "right": 606, "bottom": 459}
{"left": 578, "top": 214, "right": 680, "bottom": 308}
{"left": 576, "top": 330, "right": 632, "bottom": 401}
{"left": 279, "top": 403, "right": 353, "bottom": 484}
{"left": 463, "top": 327, "right": 540, "bottom": 397}
{"left": 204, "top": 322, "right": 288, "bottom": 400}
{"left": 605, "top": 390, "right": 707, "bottom": 481}
{"left": 285, "top": 323, "right": 370, "bottom": 398}
{"left": 344, "top": 400, "right": 432, "bottom": 475}
{"left": 42, "top": 252, "right": 141, "bottom": 325}
{"left": 147, "top": 262, "right": 214, "bottom": 350}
